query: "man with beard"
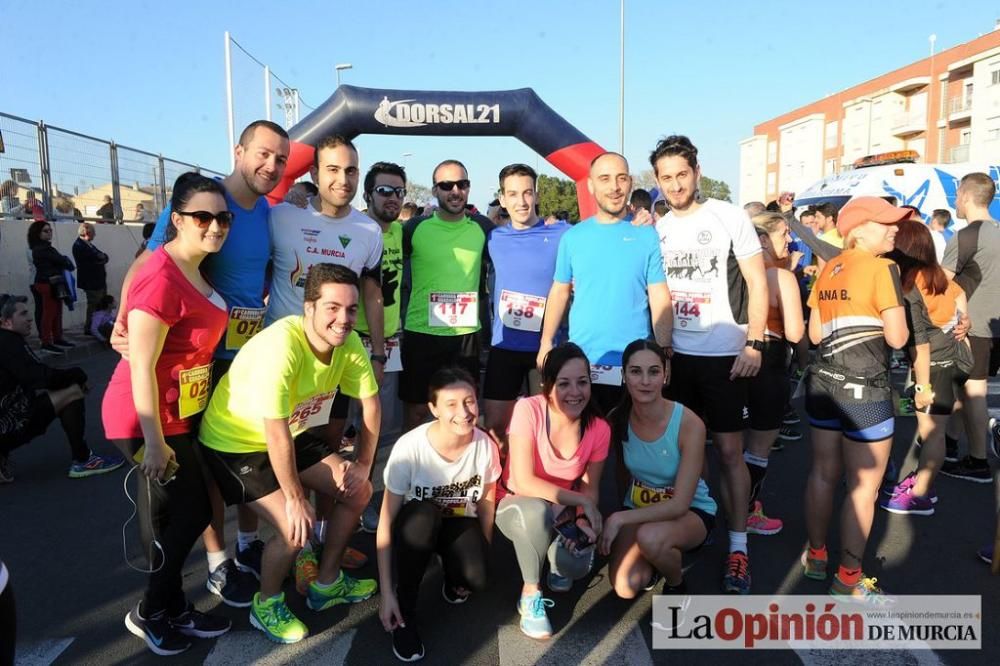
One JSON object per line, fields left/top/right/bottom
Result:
{"left": 536, "top": 152, "right": 672, "bottom": 412}
{"left": 112, "top": 119, "right": 290, "bottom": 608}
{"left": 400, "top": 160, "right": 493, "bottom": 430}
{"left": 653, "top": 135, "right": 768, "bottom": 595}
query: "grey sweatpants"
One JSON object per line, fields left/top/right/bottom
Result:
{"left": 495, "top": 495, "right": 594, "bottom": 585}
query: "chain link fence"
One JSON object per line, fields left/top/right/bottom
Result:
{"left": 0, "top": 111, "right": 225, "bottom": 224}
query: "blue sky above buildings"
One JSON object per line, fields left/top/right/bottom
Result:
{"left": 4, "top": 0, "right": 998, "bottom": 205}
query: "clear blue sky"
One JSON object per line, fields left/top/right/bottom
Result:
{"left": 4, "top": 0, "right": 998, "bottom": 206}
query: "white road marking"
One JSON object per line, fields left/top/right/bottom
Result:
{"left": 14, "top": 638, "right": 74, "bottom": 666}
{"left": 204, "top": 628, "right": 355, "bottom": 665}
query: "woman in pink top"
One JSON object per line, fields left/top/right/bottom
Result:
{"left": 495, "top": 342, "right": 610, "bottom": 640}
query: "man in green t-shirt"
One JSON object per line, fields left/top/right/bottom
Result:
{"left": 400, "top": 159, "right": 493, "bottom": 430}
{"left": 200, "top": 263, "right": 381, "bottom": 644}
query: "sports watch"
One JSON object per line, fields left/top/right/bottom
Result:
{"left": 370, "top": 353, "right": 388, "bottom": 364}
{"left": 745, "top": 339, "right": 765, "bottom": 352}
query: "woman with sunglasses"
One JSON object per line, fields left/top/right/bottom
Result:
{"left": 880, "top": 219, "right": 970, "bottom": 516}
{"left": 101, "top": 173, "right": 234, "bottom": 655}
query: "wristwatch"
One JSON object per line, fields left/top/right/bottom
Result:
{"left": 913, "top": 383, "right": 933, "bottom": 394}
{"left": 745, "top": 339, "right": 765, "bottom": 352}
{"left": 370, "top": 353, "right": 388, "bottom": 364}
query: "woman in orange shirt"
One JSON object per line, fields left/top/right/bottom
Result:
{"left": 881, "top": 219, "right": 969, "bottom": 516}
{"left": 802, "top": 197, "right": 910, "bottom": 605}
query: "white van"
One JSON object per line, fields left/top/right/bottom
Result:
{"left": 794, "top": 152, "right": 1000, "bottom": 229}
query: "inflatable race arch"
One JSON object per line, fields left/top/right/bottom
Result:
{"left": 273, "top": 86, "right": 606, "bottom": 218}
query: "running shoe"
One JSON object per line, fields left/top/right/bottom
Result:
{"left": 53, "top": 339, "right": 75, "bottom": 348}
{"left": 746, "top": 501, "right": 783, "bottom": 535}
{"left": 517, "top": 591, "right": 555, "bottom": 639}
{"left": 250, "top": 592, "right": 308, "bottom": 644}
{"left": 643, "top": 572, "right": 662, "bottom": 592}
{"left": 206, "top": 558, "right": 256, "bottom": 608}
{"left": 442, "top": 583, "right": 470, "bottom": 604}
{"left": 989, "top": 417, "right": 1000, "bottom": 459}
{"left": 882, "top": 474, "right": 938, "bottom": 504}
{"left": 68, "top": 452, "right": 125, "bottom": 478}
{"left": 879, "top": 487, "right": 935, "bottom": 515}
{"left": 360, "top": 503, "right": 380, "bottom": 534}
{"left": 294, "top": 543, "right": 320, "bottom": 596}
{"left": 306, "top": 570, "right": 377, "bottom": 611}
{"left": 800, "top": 550, "right": 827, "bottom": 581}
{"left": 392, "top": 621, "right": 425, "bottom": 661}
{"left": 945, "top": 439, "right": 959, "bottom": 463}
{"left": 40, "top": 343, "right": 64, "bottom": 353}
{"left": 343, "top": 546, "right": 368, "bottom": 569}
{"left": 829, "top": 575, "right": 895, "bottom": 606}
{"left": 547, "top": 570, "right": 573, "bottom": 593}
{"left": 722, "top": 552, "right": 751, "bottom": 594}
{"left": 0, "top": 454, "right": 13, "bottom": 484}
{"left": 125, "top": 602, "right": 191, "bottom": 656}
{"left": 977, "top": 545, "right": 994, "bottom": 565}
{"left": 168, "top": 604, "right": 231, "bottom": 638}
{"left": 782, "top": 409, "right": 801, "bottom": 425}
{"left": 778, "top": 425, "right": 802, "bottom": 441}
{"left": 770, "top": 439, "right": 785, "bottom": 452}
{"left": 236, "top": 539, "right": 265, "bottom": 580}
{"left": 941, "top": 456, "right": 992, "bottom": 483}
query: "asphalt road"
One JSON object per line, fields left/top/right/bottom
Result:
{"left": 3, "top": 346, "right": 999, "bottom": 665}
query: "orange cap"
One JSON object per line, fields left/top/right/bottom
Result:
{"left": 836, "top": 196, "right": 913, "bottom": 237}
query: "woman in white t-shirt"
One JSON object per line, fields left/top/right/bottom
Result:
{"left": 377, "top": 367, "right": 501, "bottom": 663}
{"left": 495, "top": 342, "right": 609, "bottom": 640}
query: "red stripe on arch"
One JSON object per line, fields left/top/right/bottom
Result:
{"left": 545, "top": 141, "right": 605, "bottom": 220}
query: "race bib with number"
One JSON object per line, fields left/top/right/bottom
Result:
{"left": 428, "top": 292, "right": 478, "bottom": 328}
{"left": 225, "top": 306, "right": 266, "bottom": 351}
{"left": 672, "top": 290, "right": 713, "bottom": 332}
{"left": 361, "top": 334, "right": 403, "bottom": 373}
{"left": 628, "top": 478, "right": 674, "bottom": 508}
{"left": 438, "top": 496, "right": 473, "bottom": 518}
{"left": 499, "top": 289, "right": 545, "bottom": 333}
{"left": 178, "top": 363, "right": 213, "bottom": 419}
{"left": 590, "top": 363, "right": 623, "bottom": 386}
{"left": 288, "top": 391, "right": 336, "bottom": 432}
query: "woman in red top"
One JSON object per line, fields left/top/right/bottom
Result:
{"left": 881, "top": 219, "right": 969, "bottom": 516}
{"left": 101, "top": 173, "right": 232, "bottom": 656}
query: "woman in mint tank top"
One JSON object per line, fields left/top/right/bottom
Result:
{"left": 599, "top": 340, "right": 717, "bottom": 598}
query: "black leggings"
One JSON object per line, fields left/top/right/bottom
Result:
{"left": 0, "top": 564, "right": 14, "bottom": 666}
{"left": 393, "top": 500, "right": 489, "bottom": 619}
{"left": 117, "top": 434, "right": 212, "bottom": 616}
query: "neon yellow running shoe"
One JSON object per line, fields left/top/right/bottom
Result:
{"left": 829, "top": 575, "right": 895, "bottom": 606}
{"left": 306, "top": 570, "right": 377, "bottom": 611}
{"left": 249, "top": 592, "right": 308, "bottom": 644}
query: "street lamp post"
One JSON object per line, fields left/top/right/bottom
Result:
{"left": 402, "top": 152, "right": 413, "bottom": 170}
{"left": 335, "top": 63, "right": 353, "bottom": 86}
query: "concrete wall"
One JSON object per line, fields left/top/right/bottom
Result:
{"left": 0, "top": 219, "right": 146, "bottom": 331}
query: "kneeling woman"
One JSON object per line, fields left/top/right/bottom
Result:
{"left": 377, "top": 368, "right": 501, "bottom": 662}
{"left": 600, "top": 340, "right": 717, "bottom": 598}
{"left": 101, "top": 173, "right": 233, "bottom": 655}
{"left": 496, "top": 342, "right": 609, "bottom": 639}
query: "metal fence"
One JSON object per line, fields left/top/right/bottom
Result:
{"left": 0, "top": 110, "right": 225, "bottom": 223}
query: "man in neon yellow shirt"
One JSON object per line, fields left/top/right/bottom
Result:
{"left": 200, "top": 263, "right": 381, "bottom": 644}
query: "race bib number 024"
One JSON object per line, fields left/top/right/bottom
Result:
{"left": 499, "top": 290, "right": 545, "bottom": 333}
{"left": 225, "top": 306, "right": 266, "bottom": 351}
{"left": 629, "top": 478, "right": 674, "bottom": 508}
{"left": 428, "top": 292, "right": 478, "bottom": 328}
{"left": 672, "top": 290, "right": 712, "bottom": 332}
{"left": 178, "top": 363, "right": 212, "bottom": 419}
{"left": 288, "top": 391, "right": 336, "bottom": 432}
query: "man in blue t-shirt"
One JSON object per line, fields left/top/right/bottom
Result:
{"left": 537, "top": 152, "right": 673, "bottom": 412}
{"left": 483, "top": 164, "right": 570, "bottom": 442}
{"left": 111, "top": 120, "right": 290, "bottom": 609}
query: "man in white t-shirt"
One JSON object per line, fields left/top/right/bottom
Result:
{"left": 652, "top": 135, "right": 768, "bottom": 596}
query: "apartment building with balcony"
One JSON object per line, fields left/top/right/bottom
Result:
{"left": 739, "top": 25, "right": 1000, "bottom": 205}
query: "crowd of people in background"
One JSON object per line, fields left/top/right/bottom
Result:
{"left": 0, "top": 119, "right": 998, "bottom": 663}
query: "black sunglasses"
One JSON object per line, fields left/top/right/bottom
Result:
{"left": 434, "top": 179, "right": 470, "bottom": 192}
{"left": 176, "top": 210, "right": 233, "bottom": 228}
{"left": 373, "top": 185, "right": 406, "bottom": 199}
